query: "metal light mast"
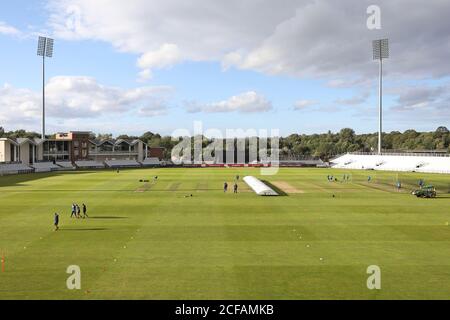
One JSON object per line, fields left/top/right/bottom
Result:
{"left": 372, "top": 38, "right": 389, "bottom": 155}
{"left": 37, "top": 36, "right": 54, "bottom": 140}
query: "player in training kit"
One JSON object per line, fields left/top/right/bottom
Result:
{"left": 82, "top": 203, "right": 88, "bottom": 218}
{"left": 71, "top": 204, "right": 76, "bottom": 218}
{"left": 54, "top": 213, "right": 60, "bottom": 231}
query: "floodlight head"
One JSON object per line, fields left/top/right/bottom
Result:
{"left": 37, "top": 36, "right": 54, "bottom": 58}
{"left": 45, "top": 38, "right": 54, "bottom": 58}
{"left": 37, "top": 36, "right": 46, "bottom": 57}
{"left": 373, "top": 38, "right": 389, "bottom": 60}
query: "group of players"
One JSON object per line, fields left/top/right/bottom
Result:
{"left": 223, "top": 182, "right": 239, "bottom": 193}
{"left": 53, "top": 203, "right": 89, "bottom": 231}
{"left": 70, "top": 203, "right": 88, "bottom": 219}
{"left": 327, "top": 174, "right": 352, "bottom": 182}
{"left": 54, "top": 174, "right": 243, "bottom": 230}
{"left": 224, "top": 175, "right": 240, "bottom": 193}
{"left": 326, "top": 173, "right": 428, "bottom": 192}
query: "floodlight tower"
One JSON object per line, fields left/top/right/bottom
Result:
{"left": 37, "top": 36, "right": 54, "bottom": 140}
{"left": 372, "top": 39, "right": 389, "bottom": 155}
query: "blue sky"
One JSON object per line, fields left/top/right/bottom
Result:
{"left": 1, "top": 0, "right": 449, "bottom": 137}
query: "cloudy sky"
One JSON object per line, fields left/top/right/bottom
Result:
{"left": 0, "top": 0, "right": 449, "bottom": 136}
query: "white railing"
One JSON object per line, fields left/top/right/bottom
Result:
{"left": 349, "top": 151, "right": 450, "bottom": 157}
{"left": 90, "top": 151, "right": 138, "bottom": 155}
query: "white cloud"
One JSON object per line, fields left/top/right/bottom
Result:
{"left": 0, "top": 21, "right": 21, "bottom": 36}
{"left": 0, "top": 77, "right": 172, "bottom": 129}
{"left": 137, "top": 69, "right": 153, "bottom": 82}
{"left": 137, "top": 43, "right": 182, "bottom": 70}
{"left": 334, "top": 92, "right": 370, "bottom": 106}
{"left": 0, "top": 84, "right": 40, "bottom": 128}
{"left": 47, "top": 0, "right": 450, "bottom": 81}
{"left": 136, "top": 43, "right": 182, "bottom": 82}
{"left": 345, "top": 83, "right": 450, "bottom": 125}
{"left": 139, "top": 102, "right": 169, "bottom": 117}
{"left": 293, "top": 100, "right": 318, "bottom": 110}
{"left": 390, "top": 85, "right": 449, "bottom": 111}
{"left": 186, "top": 91, "right": 273, "bottom": 113}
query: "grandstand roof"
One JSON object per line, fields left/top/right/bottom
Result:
{"left": 16, "top": 138, "right": 37, "bottom": 145}
{"left": 33, "top": 138, "right": 46, "bottom": 145}
{"left": 0, "top": 137, "right": 19, "bottom": 145}
{"left": 89, "top": 139, "right": 145, "bottom": 146}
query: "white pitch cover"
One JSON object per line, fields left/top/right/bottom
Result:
{"left": 243, "top": 176, "right": 279, "bottom": 196}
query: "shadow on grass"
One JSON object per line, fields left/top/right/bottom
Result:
{"left": 61, "top": 228, "right": 109, "bottom": 232}
{"left": 89, "top": 216, "right": 128, "bottom": 220}
{"left": 434, "top": 196, "right": 450, "bottom": 199}
{"left": 261, "top": 180, "right": 288, "bottom": 196}
{"left": 1, "top": 190, "right": 141, "bottom": 193}
{"left": 0, "top": 171, "right": 97, "bottom": 188}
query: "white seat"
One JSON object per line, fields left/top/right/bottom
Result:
{"left": 32, "top": 162, "right": 60, "bottom": 172}
{"left": 75, "top": 160, "right": 106, "bottom": 169}
{"left": 140, "top": 158, "right": 161, "bottom": 166}
{"left": 56, "top": 162, "right": 76, "bottom": 170}
{"left": 0, "top": 163, "right": 32, "bottom": 175}
{"left": 105, "top": 160, "right": 140, "bottom": 168}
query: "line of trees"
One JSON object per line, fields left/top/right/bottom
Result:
{"left": 109, "top": 127, "right": 450, "bottom": 160}
{"left": 279, "top": 127, "right": 450, "bottom": 160}
{"left": 1, "top": 126, "right": 449, "bottom": 161}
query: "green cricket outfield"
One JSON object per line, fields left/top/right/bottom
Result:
{"left": 0, "top": 167, "right": 449, "bottom": 300}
